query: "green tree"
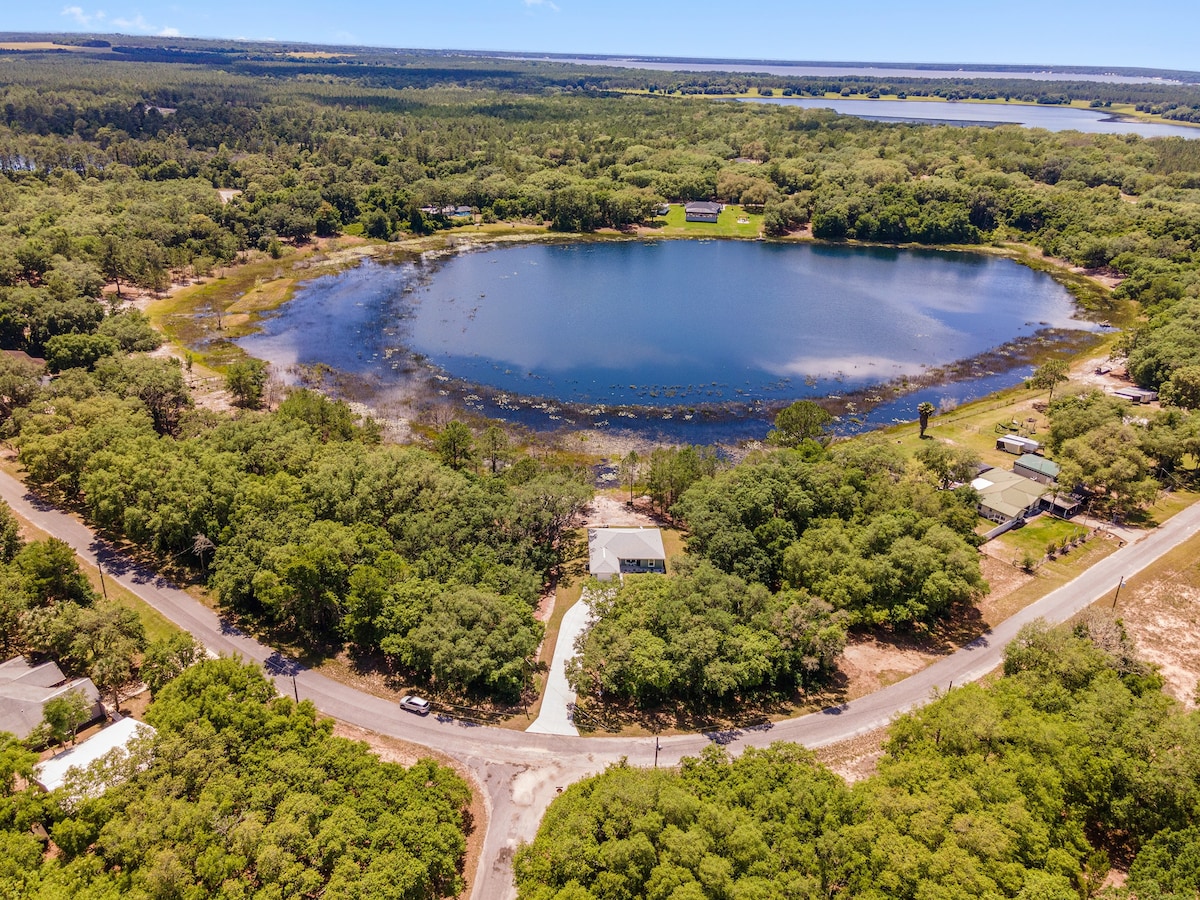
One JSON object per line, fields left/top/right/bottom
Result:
{"left": 436, "top": 421, "right": 475, "bottom": 470}
{"left": 768, "top": 400, "right": 833, "bottom": 447}
{"left": 480, "top": 424, "right": 510, "bottom": 475}
{"left": 225, "top": 358, "right": 268, "bottom": 409}
{"left": 140, "top": 633, "right": 200, "bottom": 697}
{"left": 44, "top": 333, "right": 119, "bottom": 373}
{"left": 1160, "top": 364, "right": 1200, "bottom": 410}
{"left": 37, "top": 689, "right": 93, "bottom": 749}
{"left": 0, "top": 353, "right": 44, "bottom": 419}
{"left": 1031, "top": 359, "right": 1070, "bottom": 404}
{"left": 16, "top": 538, "right": 95, "bottom": 606}
{"left": 917, "top": 400, "right": 936, "bottom": 438}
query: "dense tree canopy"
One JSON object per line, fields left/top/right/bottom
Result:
{"left": 0, "top": 658, "right": 473, "bottom": 899}
{"left": 519, "top": 619, "right": 1200, "bottom": 900}
{"left": 10, "top": 378, "right": 586, "bottom": 700}
{"left": 671, "top": 440, "right": 986, "bottom": 624}
{"left": 568, "top": 558, "right": 846, "bottom": 706}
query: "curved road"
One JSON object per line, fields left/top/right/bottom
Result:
{"left": 4, "top": 470, "right": 1199, "bottom": 900}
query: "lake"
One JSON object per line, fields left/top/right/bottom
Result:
{"left": 740, "top": 97, "right": 1200, "bottom": 138}
{"left": 237, "top": 240, "right": 1104, "bottom": 442}
{"left": 518, "top": 57, "right": 1181, "bottom": 84}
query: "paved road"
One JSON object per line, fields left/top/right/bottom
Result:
{"left": 4, "top": 469, "right": 1199, "bottom": 900}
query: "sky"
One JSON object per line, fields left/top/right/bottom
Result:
{"left": 6, "top": 1, "right": 1198, "bottom": 72}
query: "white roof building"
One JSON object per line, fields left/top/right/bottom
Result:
{"left": 587, "top": 527, "right": 667, "bottom": 582}
{"left": 34, "top": 716, "right": 155, "bottom": 794}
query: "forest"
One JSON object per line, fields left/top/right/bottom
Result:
{"left": 0, "top": 657, "right": 472, "bottom": 899}
{"left": 0, "top": 38, "right": 1197, "bottom": 702}
{"left": 0, "top": 30, "right": 1198, "bottom": 900}
{"left": 519, "top": 620, "right": 1200, "bottom": 900}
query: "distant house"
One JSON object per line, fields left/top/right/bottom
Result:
{"left": 34, "top": 716, "right": 155, "bottom": 796}
{"left": 971, "top": 469, "right": 1048, "bottom": 524}
{"left": 588, "top": 527, "right": 667, "bottom": 582}
{"left": 1112, "top": 387, "right": 1158, "bottom": 404}
{"left": 684, "top": 201, "right": 722, "bottom": 223}
{"left": 0, "top": 657, "right": 103, "bottom": 741}
{"left": 420, "top": 205, "right": 474, "bottom": 219}
{"left": 654, "top": 203, "right": 670, "bottom": 217}
{"left": 1013, "top": 453, "right": 1060, "bottom": 486}
{"left": 996, "top": 434, "right": 1040, "bottom": 455}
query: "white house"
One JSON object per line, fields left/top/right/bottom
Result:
{"left": 684, "top": 201, "right": 722, "bottom": 223}
{"left": 34, "top": 716, "right": 155, "bottom": 795}
{"left": 587, "top": 527, "right": 667, "bottom": 581}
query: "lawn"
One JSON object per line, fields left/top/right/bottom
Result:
{"left": 652, "top": 203, "right": 763, "bottom": 238}
{"left": 993, "top": 515, "right": 1090, "bottom": 560}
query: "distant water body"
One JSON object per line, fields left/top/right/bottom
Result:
{"left": 740, "top": 97, "right": 1200, "bottom": 138}
{"left": 523, "top": 57, "right": 1182, "bottom": 84}
{"left": 238, "top": 241, "right": 1103, "bottom": 442}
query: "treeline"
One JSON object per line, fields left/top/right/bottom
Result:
{"left": 517, "top": 619, "right": 1200, "bottom": 900}
{"left": 2, "top": 345, "right": 588, "bottom": 701}
{"left": 0, "top": 657, "right": 472, "bottom": 899}
{"left": 2, "top": 49, "right": 1200, "bottom": 388}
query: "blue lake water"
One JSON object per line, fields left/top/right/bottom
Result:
{"left": 237, "top": 240, "right": 1103, "bottom": 441}
{"left": 740, "top": 97, "right": 1200, "bottom": 138}
{"left": 519, "top": 57, "right": 1181, "bottom": 84}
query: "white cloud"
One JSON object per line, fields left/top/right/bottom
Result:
{"left": 109, "top": 13, "right": 180, "bottom": 36}
{"left": 61, "top": 6, "right": 106, "bottom": 27}
{"left": 524, "top": 0, "right": 560, "bottom": 10}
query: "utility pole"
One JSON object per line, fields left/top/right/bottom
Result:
{"left": 654, "top": 737, "right": 660, "bottom": 768}
{"left": 1111, "top": 576, "right": 1125, "bottom": 610}
{"left": 97, "top": 559, "right": 108, "bottom": 599}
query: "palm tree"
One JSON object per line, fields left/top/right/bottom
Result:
{"left": 918, "top": 401, "right": 936, "bottom": 438}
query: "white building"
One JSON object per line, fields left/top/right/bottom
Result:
{"left": 34, "top": 716, "right": 155, "bottom": 795}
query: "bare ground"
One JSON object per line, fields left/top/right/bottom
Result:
{"left": 1111, "top": 578, "right": 1200, "bottom": 708}
{"left": 812, "top": 727, "right": 889, "bottom": 783}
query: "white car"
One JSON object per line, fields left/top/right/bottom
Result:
{"left": 399, "top": 695, "right": 431, "bottom": 716}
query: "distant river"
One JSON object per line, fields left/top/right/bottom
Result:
{"left": 740, "top": 97, "right": 1200, "bottom": 138}
{"left": 237, "top": 240, "right": 1104, "bottom": 441}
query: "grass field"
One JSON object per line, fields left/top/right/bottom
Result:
{"left": 650, "top": 204, "right": 763, "bottom": 238}
{"left": 993, "top": 516, "right": 1090, "bottom": 559}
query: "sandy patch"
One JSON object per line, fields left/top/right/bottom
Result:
{"left": 1113, "top": 579, "right": 1200, "bottom": 708}
{"left": 838, "top": 636, "right": 940, "bottom": 699}
{"left": 582, "top": 494, "right": 660, "bottom": 527}
{"left": 812, "top": 727, "right": 889, "bottom": 783}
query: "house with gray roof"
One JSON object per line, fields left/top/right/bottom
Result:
{"left": 0, "top": 657, "right": 103, "bottom": 740}
{"left": 588, "top": 527, "right": 666, "bottom": 582}
{"left": 684, "top": 201, "right": 722, "bottom": 223}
